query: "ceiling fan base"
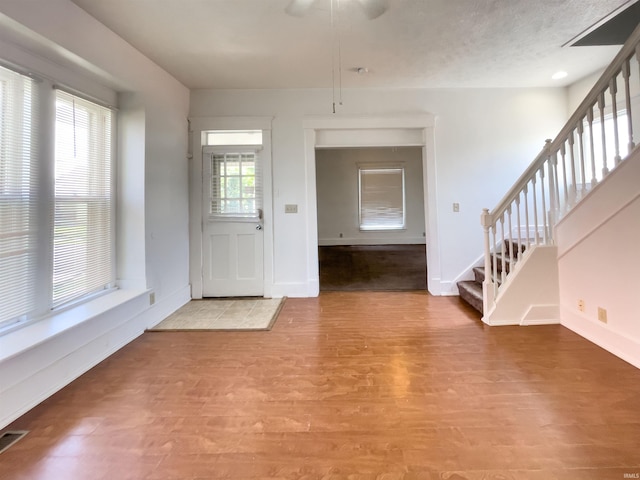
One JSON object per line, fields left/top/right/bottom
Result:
{"left": 285, "top": 0, "right": 389, "bottom": 19}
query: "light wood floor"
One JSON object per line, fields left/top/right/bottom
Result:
{"left": 2, "top": 292, "right": 640, "bottom": 479}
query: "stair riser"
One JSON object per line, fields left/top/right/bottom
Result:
{"left": 473, "top": 269, "right": 485, "bottom": 283}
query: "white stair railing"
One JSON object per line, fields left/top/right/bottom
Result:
{"left": 482, "top": 23, "right": 640, "bottom": 316}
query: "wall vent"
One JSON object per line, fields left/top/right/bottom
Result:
{"left": 0, "top": 431, "right": 28, "bottom": 454}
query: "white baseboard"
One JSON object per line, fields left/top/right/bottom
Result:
{"left": 438, "top": 281, "right": 459, "bottom": 296}
{"left": 143, "top": 284, "right": 191, "bottom": 329}
{"left": 561, "top": 306, "right": 640, "bottom": 370}
{"left": 271, "top": 281, "right": 316, "bottom": 298}
{"left": 0, "top": 284, "right": 191, "bottom": 429}
{"left": 520, "top": 304, "right": 561, "bottom": 326}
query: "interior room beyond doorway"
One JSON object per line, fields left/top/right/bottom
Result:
{"left": 315, "top": 146, "right": 427, "bottom": 291}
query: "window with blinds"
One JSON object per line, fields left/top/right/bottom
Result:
{"left": 53, "top": 90, "right": 114, "bottom": 307}
{"left": 210, "top": 151, "right": 261, "bottom": 217}
{"left": 0, "top": 65, "right": 38, "bottom": 328}
{"left": 358, "top": 166, "right": 405, "bottom": 231}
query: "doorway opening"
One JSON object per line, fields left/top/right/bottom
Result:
{"left": 315, "top": 146, "right": 427, "bottom": 291}
{"left": 302, "top": 114, "right": 439, "bottom": 296}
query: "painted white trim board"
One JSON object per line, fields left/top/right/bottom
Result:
{"left": 561, "top": 306, "right": 640, "bottom": 370}
{"left": 0, "top": 285, "right": 191, "bottom": 429}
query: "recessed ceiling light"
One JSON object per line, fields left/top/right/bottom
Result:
{"left": 552, "top": 71, "right": 568, "bottom": 80}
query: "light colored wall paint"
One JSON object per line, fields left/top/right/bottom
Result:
{"left": 0, "top": 0, "right": 190, "bottom": 300}
{"left": 0, "top": 0, "right": 190, "bottom": 428}
{"left": 556, "top": 149, "right": 640, "bottom": 369}
{"left": 190, "top": 87, "right": 567, "bottom": 293}
{"left": 316, "top": 147, "right": 426, "bottom": 245}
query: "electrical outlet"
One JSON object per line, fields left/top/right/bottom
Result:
{"left": 453, "top": 202, "right": 460, "bottom": 212}
{"left": 149, "top": 292, "right": 155, "bottom": 305}
{"left": 578, "top": 299, "right": 585, "bottom": 312}
{"left": 284, "top": 204, "right": 298, "bottom": 214}
{"left": 597, "top": 307, "right": 608, "bottom": 323}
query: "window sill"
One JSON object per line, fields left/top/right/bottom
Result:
{"left": 0, "top": 288, "right": 148, "bottom": 363}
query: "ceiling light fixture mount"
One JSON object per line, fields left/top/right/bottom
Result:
{"left": 285, "top": 0, "right": 389, "bottom": 19}
{"left": 552, "top": 71, "right": 568, "bottom": 80}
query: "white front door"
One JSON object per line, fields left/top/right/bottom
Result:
{"left": 202, "top": 147, "right": 264, "bottom": 297}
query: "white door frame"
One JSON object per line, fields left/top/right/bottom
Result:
{"left": 303, "top": 114, "right": 442, "bottom": 296}
{"left": 189, "top": 116, "right": 274, "bottom": 299}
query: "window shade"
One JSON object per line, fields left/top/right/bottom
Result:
{"left": 359, "top": 167, "right": 405, "bottom": 230}
{"left": 53, "top": 90, "right": 114, "bottom": 307}
{"left": 0, "top": 66, "right": 38, "bottom": 327}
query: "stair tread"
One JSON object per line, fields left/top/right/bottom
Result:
{"left": 472, "top": 267, "right": 502, "bottom": 285}
{"left": 457, "top": 280, "right": 483, "bottom": 314}
{"left": 457, "top": 280, "right": 482, "bottom": 295}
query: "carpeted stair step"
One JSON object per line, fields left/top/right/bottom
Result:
{"left": 457, "top": 280, "right": 483, "bottom": 314}
{"left": 457, "top": 242, "right": 526, "bottom": 316}
{"left": 504, "top": 240, "right": 526, "bottom": 256}
{"left": 473, "top": 266, "right": 502, "bottom": 285}
{"left": 492, "top": 252, "right": 514, "bottom": 274}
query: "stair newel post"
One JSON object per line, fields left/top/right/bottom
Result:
{"left": 609, "top": 76, "right": 622, "bottom": 166}
{"left": 598, "top": 92, "right": 609, "bottom": 178}
{"left": 622, "top": 59, "right": 635, "bottom": 154}
{"left": 481, "top": 208, "right": 495, "bottom": 314}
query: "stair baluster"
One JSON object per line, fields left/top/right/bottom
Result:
{"left": 609, "top": 77, "right": 622, "bottom": 166}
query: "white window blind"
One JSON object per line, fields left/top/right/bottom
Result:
{"left": 359, "top": 166, "right": 405, "bottom": 230}
{"left": 210, "top": 151, "right": 262, "bottom": 217}
{"left": 53, "top": 90, "right": 114, "bottom": 307}
{"left": 0, "top": 65, "right": 38, "bottom": 327}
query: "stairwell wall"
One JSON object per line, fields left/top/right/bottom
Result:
{"left": 556, "top": 148, "right": 640, "bottom": 369}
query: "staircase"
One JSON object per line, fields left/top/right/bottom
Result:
{"left": 458, "top": 22, "right": 640, "bottom": 324}
{"left": 457, "top": 240, "right": 524, "bottom": 314}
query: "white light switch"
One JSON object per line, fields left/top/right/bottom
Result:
{"left": 285, "top": 204, "right": 298, "bottom": 214}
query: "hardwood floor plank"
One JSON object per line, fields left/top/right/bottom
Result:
{"left": 2, "top": 292, "right": 640, "bottom": 479}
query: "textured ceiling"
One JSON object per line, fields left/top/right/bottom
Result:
{"left": 70, "top": 0, "right": 631, "bottom": 89}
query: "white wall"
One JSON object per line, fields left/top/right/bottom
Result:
{"left": 557, "top": 148, "right": 640, "bottom": 369}
{"left": 0, "top": 0, "right": 190, "bottom": 428}
{"left": 568, "top": 70, "right": 603, "bottom": 112}
{"left": 316, "top": 147, "right": 425, "bottom": 245}
{"left": 190, "top": 87, "right": 568, "bottom": 294}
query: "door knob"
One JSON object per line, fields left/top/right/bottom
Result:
{"left": 256, "top": 224, "right": 263, "bottom": 230}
